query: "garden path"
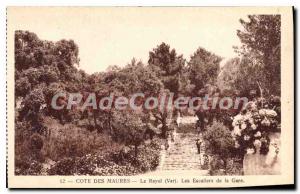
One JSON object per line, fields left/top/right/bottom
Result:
{"left": 152, "top": 121, "right": 209, "bottom": 175}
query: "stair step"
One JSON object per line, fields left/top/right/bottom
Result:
{"left": 160, "top": 131, "right": 207, "bottom": 171}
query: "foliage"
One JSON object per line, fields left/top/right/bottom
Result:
{"left": 111, "top": 111, "right": 147, "bottom": 157}
{"left": 19, "top": 86, "right": 45, "bottom": 122}
{"left": 235, "top": 15, "right": 281, "bottom": 96}
{"left": 217, "top": 57, "right": 264, "bottom": 98}
{"left": 187, "top": 47, "right": 222, "bottom": 95}
{"left": 209, "top": 156, "right": 243, "bottom": 176}
{"left": 48, "top": 139, "right": 161, "bottom": 175}
{"left": 203, "top": 121, "right": 235, "bottom": 161}
{"left": 42, "top": 124, "right": 118, "bottom": 161}
{"left": 15, "top": 30, "right": 85, "bottom": 126}
{"left": 148, "top": 42, "right": 185, "bottom": 97}
{"left": 15, "top": 17, "right": 282, "bottom": 176}
{"left": 225, "top": 157, "right": 243, "bottom": 175}
{"left": 231, "top": 97, "right": 280, "bottom": 156}
{"left": 15, "top": 131, "right": 45, "bottom": 175}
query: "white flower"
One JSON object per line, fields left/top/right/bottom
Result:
{"left": 232, "top": 126, "right": 241, "bottom": 136}
{"left": 254, "top": 131, "right": 261, "bottom": 137}
{"left": 246, "top": 148, "right": 255, "bottom": 154}
{"left": 260, "top": 137, "right": 267, "bottom": 143}
{"left": 232, "top": 121, "right": 236, "bottom": 127}
{"left": 241, "top": 123, "right": 247, "bottom": 130}
{"left": 244, "top": 135, "right": 250, "bottom": 141}
{"left": 251, "top": 124, "right": 257, "bottom": 130}
{"left": 244, "top": 113, "right": 252, "bottom": 120}
{"left": 232, "top": 114, "right": 243, "bottom": 126}
{"left": 259, "top": 109, "right": 266, "bottom": 116}
{"left": 253, "top": 139, "right": 262, "bottom": 148}
{"left": 266, "top": 109, "right": 277, "bottom": 117}
{"left": 259, "top": 109, "right": 277, "bottom": 117}
{"left": 261, "top": 118, "right": 271, "bottom": 126}
{"left": 249, "top": 118, "right": 254, "bottom": 125}
{"left": 234, "top": 142, "right": 240, "bottom": 148}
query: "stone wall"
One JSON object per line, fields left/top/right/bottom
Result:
{"left": 243, "top": 132, "right": 281, "bottom": 175}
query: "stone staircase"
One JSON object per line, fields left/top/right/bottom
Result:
{"left": 160, "top": 132, "right": 207, "bottom": 173}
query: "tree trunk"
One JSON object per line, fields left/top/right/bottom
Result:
{"left": 161, "top": 113, "right": 168, "bottom": 139}
{"left": 161, "top": 125, "right": 167, "bottom": 139}
{"left": 257, "top": 81, "right": 263, "bottom": 98}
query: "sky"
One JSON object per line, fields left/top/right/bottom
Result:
{"left": 9, "top": 7, "right": 248, "bottom": 74}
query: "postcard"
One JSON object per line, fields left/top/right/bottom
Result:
{"left": 6, "top": 7, "right": 294, "bottom": 188}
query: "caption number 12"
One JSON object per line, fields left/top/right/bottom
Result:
{"left": 60, "top": 179, "right": 66, "bottom": 184}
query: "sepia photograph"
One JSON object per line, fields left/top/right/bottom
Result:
{"left": 6, "top": 7, "right": 294, "bottom": 188}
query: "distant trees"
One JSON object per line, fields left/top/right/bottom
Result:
{"left": 86, "top": 59, "right": 164, "bottom": 133}
{"left": 15, "top": 14, "right": 281, "bottom": 138}
{"left": 187, "top": 47, "right": 222, "bottom": 96}
{"left": 217, "top": 15, "right": 281, "bottom": 100}
{"left": 235, "top": 15, "right": 281, "bottom": 97}
{"left": 217, "top": 58, "right": 240, "bottom": 94}
{"left": 217, "top": 57, "right": 259, "bottom": 98}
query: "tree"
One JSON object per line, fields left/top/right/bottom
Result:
{"left": 15, "top": 31, "right": 83, "bottom": 126}
{"left": 18, "top": 86, "right": 47, "bottom": 133}
{"left": 148, "top": 43, "right": 185, "bottom": 99}
{"left": 145, "top": 89, "right": 173, "bottom": 139}
{"left": 217, "top": 58, "right": 240, "bottom": 94}
{"left": 235, "top": 15, "right": 281, "bottom": 96}
{"left": 217, "top": 57, "right": 262, "bottom": 98}
{"left": 111, "top": 111, "right": 147, "bottom": 158}
{"left": 85, "top": 59, "right": 164, "bottom": 132}
{"left": 187, "top": 47, "right": 222, "bottom": 96}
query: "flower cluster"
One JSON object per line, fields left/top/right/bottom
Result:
{"left": 231, "top": 99, "right": 280, "bottom": 155}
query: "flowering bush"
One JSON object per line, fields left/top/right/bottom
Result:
{"left": 231, "top": 97, "right": 280, "bottom": 155}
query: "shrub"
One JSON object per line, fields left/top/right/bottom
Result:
{"left": 208, "top": 156, "right": 243, "bottom": 176}
{"left": 48, "top": 139, "right": 161, "bottom": 176}
{"left": 48, "top": 157, "right": 76, "bottom": 175}
{"left": 208, "top": 156, "right": 226, "bottom": 176}
{"left": 41, "top": 126, "right": 116, "bottom": 161}
{"left": 29, "top": 133, "right": 44, "bottom": 151}
{"left": 225, "top": 157, "right": 243, "bottom": 175}
{"left": 15, "top": 133, "right": 45, "bottom": 175}
{"left": 132, "top": 140, "right": 161, "bottom": 172}
{"left": 204, "top": 121, "right": 235, "bottom": 159}
{"left": 203, "top": 121, "right": 235, "bottom": 174}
